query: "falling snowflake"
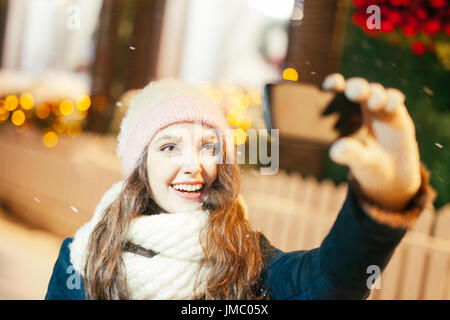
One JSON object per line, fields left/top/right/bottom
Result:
{"left": 70, "top": 206, "right": 78, "bottom": 213}
{"left": 116, "top": 102, "right": 123, "bottom": 107}
{"left": 34, "top": 197, "right": 40, "bottom": 203}
{"left": 129, "top": 46, "right": 136, "bottom": 50}
{"left": 422, "top": 86, "right": 434, "bottom": 96}
{"left": 435, "top": 143, "right": 443, "bottom": 148}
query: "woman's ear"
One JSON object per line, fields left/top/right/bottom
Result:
{"left": 109, "top": 89, "right": 142, "bottom": 134}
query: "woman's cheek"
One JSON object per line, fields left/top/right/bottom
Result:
{"left": 203, "top": 157, "right": 218, "bottom": 181}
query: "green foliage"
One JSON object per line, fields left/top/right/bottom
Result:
{"left": 322, "top": 11, "right": 450, "bottom": 209}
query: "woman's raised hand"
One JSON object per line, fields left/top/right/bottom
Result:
{"left": 322, "top": 73, "right": 422, "bottom": 212}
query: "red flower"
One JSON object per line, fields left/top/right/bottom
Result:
{"left": 390, "top": 0, "right": 403, "bottom": 5}
{"left": 414, "top": 8, "right": 428, "bottom": 20}
{"left": 379, "top": 4, "right": 390, "bottom": 17}
{"left": 402, "top": 12, "right": 418, "bottom": 25}
{"left": 412, "top": 42, "right": 426, "bottom": 55}
{"left": 381, "top": 20, "right": 395, "bottom": 32}
{"left": 390, "top": 0, "right": 411, "bottom": 5}
{"left": 429, "top": 0, "right": 447, "bottom": 8}
{"left": 387, "top": 10, "right": 403, "bottom": 25}
{"left": 402, "top": 22, "right": 419, "bottom": 36}
{"left": 379, "top": 4, "right": 393, "bottom": 14}
{"left": 352, "top": 12, "right": 366, "bottom": 26}
{"left": 422, "top": 18, "right": 442, "bottom": 36}
{"left": 353, "top": 0, "right": 366, "bottom": 7}
{"left": 445, "top": 23, "right": 450, "bottom": 36}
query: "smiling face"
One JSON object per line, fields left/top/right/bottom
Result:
{"left": 146, "top": 122, "right": 220, "bottom": 213}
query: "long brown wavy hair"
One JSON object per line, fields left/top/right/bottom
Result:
{"left": 84, "top": 140, "right": 267, "bottom": 299}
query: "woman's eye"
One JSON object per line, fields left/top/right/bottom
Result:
{"left": 202, "top": 143, "right": 217, "bottom": 154}
{"left": 160, "top": 144, "right": 175, "bottom": 152}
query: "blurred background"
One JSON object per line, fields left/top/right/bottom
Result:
{"left": 0, "top": 0, "right": 448, "bottom": 299}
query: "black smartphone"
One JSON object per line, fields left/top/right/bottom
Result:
{"left": 263, "top": 81, "right": 362, "bottom": 142}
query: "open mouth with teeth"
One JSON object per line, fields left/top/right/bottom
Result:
{"left": 170, "top": 183, "right": 206, "bottom": 200}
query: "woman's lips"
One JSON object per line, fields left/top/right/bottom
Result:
{"left": 170, "top": 185, "right": 205, "bottom": 200}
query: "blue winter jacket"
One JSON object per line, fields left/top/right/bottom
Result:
{"left": 45, "top": 183, "right": 408, "bottom": 300}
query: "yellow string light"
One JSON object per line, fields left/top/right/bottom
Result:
{"left": 283, "top": 67, "right": 299, "bottom": 82}
{"left": 5, "top": 95, "right": 18, "bottom": 111}
{"left": 11, "top": 110, "right": 25, "bottom": 126}
{"left": 0, "top": 106, "right": 9, "bottom": 121}
{"left": 19, "top": 93, "right": 34, "bottom": 110}
{"left": 198, "top": 83, "right": 262, "bottom": 135}
{"left": 36, "top": 103, "right": 51, "bottom": 119}
{"left": 233, "top": 128, "right": 247, "bottom": 145}
{"left": 238, "top": 116, "right": 252, "bottom": 131}
{"left": 60, "top": 100, "right": 74, "bottom": 116}
{"left": 230, "top": 96, "right": 247, "bottom": 112}
{"left": 227, "top": 110, "right": 244, "bottom": 126}
{"left": 43, "top": 131, "right": 58, "bottom": 148}
{"left": 76, "top": 95, "right": 91, "bottom": 111}
{"left": 238, "top": 94, "right": 250, "bottom": 108}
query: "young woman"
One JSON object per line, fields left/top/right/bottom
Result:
{"left": 45, "top": 74, "right": 436, "bottom": 300}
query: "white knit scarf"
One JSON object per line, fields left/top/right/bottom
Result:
{"left": 69, "top": 180, "right": 211, "bottom": 299}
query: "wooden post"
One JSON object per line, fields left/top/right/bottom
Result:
{"left": 0, "top": 0, "right": 9, "bottom": 66}
{"left": 284, "top": 0, "right": 348, "bottom": 85}
{"left": 86, "top": 0, "right": 166, "bottom": 134}
{"left": 85, "top": 0, "right": 125, "bottom": 134}
{"left": 124, "top": 0, "right": 166, "bottom": 90}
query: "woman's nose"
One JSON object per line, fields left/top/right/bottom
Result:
{"left": 180, "top": 148, "right": 202, "bottom": 174}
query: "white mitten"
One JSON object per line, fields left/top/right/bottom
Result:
{"left": 322, "top": 73, "right": 422, "bottom": 212}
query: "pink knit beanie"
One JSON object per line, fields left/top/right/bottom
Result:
{"left": 116, "top": 78, "right": 232, "bottom": 178}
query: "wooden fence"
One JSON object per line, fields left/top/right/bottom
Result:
{"left": 241, "top": 169, "right": 450, "bottom": 300}
{"left": 0, "top": 126, "right": 448, "bottom": 299}
{"left": 0, "top": 126, "right": 122, "bottom": 238}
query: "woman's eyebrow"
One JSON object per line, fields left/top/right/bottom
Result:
{"left": 155, "top": 134, "right": 217, "bottom": 144}
{"left": 202, "top": 135, "right": 218, "bottom": 142}
{"left": 155, "top": 135, "right": 182, "bottom": 144}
